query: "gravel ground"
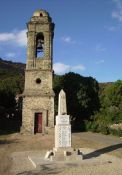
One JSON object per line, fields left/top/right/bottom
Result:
{"left": 10, "top": 148, "right": 122, "bottom": 175}
{"left": 0, "top": 132, "right": 122, "bottom": 175}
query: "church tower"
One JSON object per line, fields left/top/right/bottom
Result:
{"left": 22, "top": 10, "right": 55, "bottom": 134}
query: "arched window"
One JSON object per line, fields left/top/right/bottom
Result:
{"left": 36, "top": 33, "right": 44, "bottom": 58}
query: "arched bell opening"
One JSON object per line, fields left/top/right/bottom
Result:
{"left": 36, "top": 33, "right": 44, "bottom": 58}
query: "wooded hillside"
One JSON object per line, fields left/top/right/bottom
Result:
{"left": 0, "top": 58, "right": 121, "bottom": 136}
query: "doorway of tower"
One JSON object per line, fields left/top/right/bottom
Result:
{"left": 34, "top": 113, "right": 42, "bottom": 134}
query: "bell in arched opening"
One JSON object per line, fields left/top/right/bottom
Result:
{"left": 36, "top": 34, "right": 44, "bottom": 53}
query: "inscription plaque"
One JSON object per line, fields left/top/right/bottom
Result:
{"left": 56, "top": 115, "right": 70, "bottom": 125}
{"left": 55, "top": 125, "right": 71, "bottom": 148}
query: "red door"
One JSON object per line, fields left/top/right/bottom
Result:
{"left": 37, "top": 113, "right": 42, "bottom": 133}
{"left": 34, "top": 113, "right": 42, "bottom": 133}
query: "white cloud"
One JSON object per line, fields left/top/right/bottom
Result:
{"left": 112, "top": 0, "right": 122, "bottom": 22}
{"left": 108, "top": 25, "right": 119, "bottom": 31}
{"left": 105, "top": 23, "right": 122, "bottom": 32}
{"left": 0, "top": 33, "right": 15, "bottom": 42}
{"left": 95, "top": 59, "right": 105, "bottom": 64}
{"left": 16, "top": 29, "right": 27, "bottom": 46}
{"left": 6, "top": 52, "right": 16, "bottom": 58}
{"left": 0, "top": 29, "right": 27, "bottom": 47}
{"left": 96, "top": 44, "right": 106, "bottom": 52}
{"left": 71, "top": 65, "right": 86, "bottom": 71}
{"left": 53, "top": 62, "right": 85, "bottom": 74}
{"left": 53, "top": 63, "right": 70, "bottom": 74}
{"left": 61, "top": 36, "right": 76, "bottom": 44}
{"left": 112, "top": 11, "right": 122, "bottom": 22}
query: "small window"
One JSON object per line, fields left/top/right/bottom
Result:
{"left": 36, "top": 78, "right": 41, "bottom": 84}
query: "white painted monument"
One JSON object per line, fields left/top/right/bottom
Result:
{"left": 58, "top": 89, "right": 67, "bottom": 115}
{"left": 55, "top": 89, "right": 71, "bottom": 148}
{"left": 44, "top": 89, "right": 83, "bottom": 161}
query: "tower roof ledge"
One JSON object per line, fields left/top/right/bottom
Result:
{"left": 33, "top": 9, "right": 49, "bottom": 17}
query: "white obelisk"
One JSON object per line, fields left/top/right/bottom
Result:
{"left": 55, "top": 89, "right": 71, "bottom": 148}
{"left": 58, "top": 89, "right": 67, "bottom": 115}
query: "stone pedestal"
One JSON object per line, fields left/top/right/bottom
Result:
{"left": 52, "top": 114, "right": 73, "bottom": 160}
{"left": 55, "top": 115, "right": 71, "bottom": 148}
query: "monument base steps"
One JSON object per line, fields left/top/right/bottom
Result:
{"left": 44, "top": 147, "right": 83, "bottom": 161}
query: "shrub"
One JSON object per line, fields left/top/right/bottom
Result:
{"left": 109, "top": 128, "right": 122, "bottom": 137}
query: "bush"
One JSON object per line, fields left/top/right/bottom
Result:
{"left": 85, "top": 119, "right": 122, "bottom": 136}
{"left": 109, "top": 128, "right": 122, "bottom": 137}
{"left": 85, "top": 120, "right": 92, "bottom": 131}
{"left": 99, "top": 125, "right": 109, "bottom": 135}
{"left": 85, "top": 120, "right": 109, "bottom": 135}
{"left": 85, "top": 120, "right": 98, "bottom": 132}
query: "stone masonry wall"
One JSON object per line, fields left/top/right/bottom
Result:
{"left": 22, "top": 96, "right": 54, "bottom": 134}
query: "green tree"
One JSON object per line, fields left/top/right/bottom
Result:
{"left": 100, "top": 80, "right": 122, "bottom": 124}
{"left": 0, "top": 75, "right": 24, "bottom": 119}
{"left": 87, "top": 80, "right": 122, "bottom": 135}
{"left": 53, "top": 72, "right": 100, "bottom": 130}
{"left": 77, "top": 77, "right": 100, "bottom": 119}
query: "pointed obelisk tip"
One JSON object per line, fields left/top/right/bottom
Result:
{"left": 58, "top": 89, "right": 67, "bottom": 115}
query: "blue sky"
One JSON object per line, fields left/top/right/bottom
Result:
{"left": 0, "top": 0, "right": 122, "bottom": 82}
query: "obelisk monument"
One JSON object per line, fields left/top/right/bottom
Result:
{"left": 58, "top": 89, "right": 67, "bottom": 115}
{"left": 55, "top": 89, "right": 71, "bottom": 149}
{"left": 45, "top": 89, "right": 83, "bottom": 160}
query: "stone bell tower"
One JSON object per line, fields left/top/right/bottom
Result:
{"left": 22, "top": 10, "right": 55, "bottom": 134}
